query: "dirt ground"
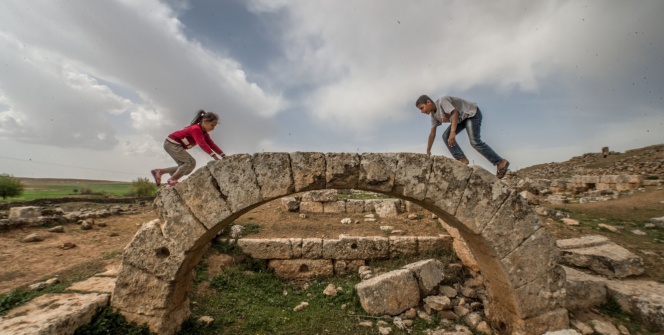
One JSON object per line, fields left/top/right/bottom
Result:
{"left": 1, "top": 188, "right": 663, "bottom": 294}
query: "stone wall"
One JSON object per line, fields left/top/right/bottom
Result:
{"left": 233, "top": 234, "right": 453, "bottom": 279}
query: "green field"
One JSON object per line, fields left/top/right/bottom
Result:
{"left": 8, "top": 178, "right": 132, "bottom": 201}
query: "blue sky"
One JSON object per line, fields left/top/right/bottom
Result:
{"left": 0, "top": 0, "right": 662, "bottom": 181}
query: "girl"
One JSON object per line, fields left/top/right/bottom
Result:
{"left": 151, "top": 110, "right": 225, "bottom": 186}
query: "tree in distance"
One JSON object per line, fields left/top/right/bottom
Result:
{"left": 0, "top": 173, "right": 24, "bottom": 200}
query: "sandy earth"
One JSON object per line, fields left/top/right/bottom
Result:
{"left": 1, "top": 188, "right": 663, "bottom": 294}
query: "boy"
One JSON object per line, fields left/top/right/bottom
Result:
{"left": 416, "top": 95, "right": 509, "bottom": 179}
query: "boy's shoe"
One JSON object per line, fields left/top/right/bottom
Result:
{"left": 496, "top": 160, "right": 510, "bottom": 179}
{"left": 151, "top": 169, "right": 162, "bottom": 186}
{"left": 167, "top": 178, "right": 179, "bottom": 186}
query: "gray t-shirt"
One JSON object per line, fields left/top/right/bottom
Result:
{"left": 430, "top": 96, "right": 478, "bottom": 128}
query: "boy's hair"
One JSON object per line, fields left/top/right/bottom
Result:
{"left": 190, "top": 110, "right": 219, "bottom": 126}
{"left": 415, "top": 95, "right": 432, "bottom": 107}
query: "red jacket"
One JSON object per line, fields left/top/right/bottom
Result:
{"left": 167, "top": 124, "right": 223, "bottom": 156}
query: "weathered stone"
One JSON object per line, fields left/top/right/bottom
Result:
{"left": 322, "top": 236, "right": 389, "bottom": 259}
{"left": 346, "top": 199, "right": 366, "bottom": 213}
{"left": 280, "top": 197, "right": 300, "bottom": 212}
{"left": 290, "top": 238, "right": 303, "bottom": 258}
{"left": 356, "top": 269, "right": 420, "bottom": 315}
{"left": 237, "top": 238, "right": 292, "bottom": 259}
{"left": 405, "top": 200, "right": 423, "bottom": 212}
{"left": 302, "top": 189, "right": 339, "bottom": 202}
{"left": 302, "top": 238, "right": 323, "bottom": 258}
{"left": 173, "top": 167, "right": 231, "bottom": 229}
{"left": 334, "top": 259, "right": 365, "bottom": 275}
{"left": 375, "top": 200, "right": 399, "bottom": 218}
{"left": 513, "top": 265, "right": 567, "bottom": 318}
{"left": 562, "top": 266, "right": 607, "bottom": 310}
{"left": 8, "top": 206, "right": 41, "bottom": 220}
{"left": 252, "top": 152, "right": 294, "bottom": 200}
{"left": 501, "top": 228, "right": 560, "bottom": 288}
{"left": 394, "top": 153, "right": 433, "bottom": 201}
{"left": 389, "top": 236, "right": 418, "bottom": 258}
{"left": 323, "top": 200, "right": 346, "bottom": 213}
{"left": 68, "top": 276, "right": 116, "bottom": 293}
{"left": 290, "top": 152, "right": 326, "bottom": 192}
{"left": 418, "top": 235, "right": 453, "bottom": 255}
{"left": 22, "top": 233, "right": 44, "bottom": 242}
{"left": 154, "top": 187, "right": 209, "bottom": 253}
{"left": 439, "top": 285, "right": 458, "bottom": 298}
{"left": 268, "top": 259, "right": 333, "bottom": 279}
{"left": 605, "top": 279, "right": 664, "bottom": 330}
{"left": 325, "top": 152, "right": 360, "bottom": 189}
{"left": 456, "top": 166, "right": 512, "bottom": 233}
{"left": 423, "top": 156, "right": 472, "bottom": 215}
{"left": 589, "top": 319, "right": 620, "bottom": 335}
{"left": 570, "top": 319, "right": 594, "bottom": 335}
{"left": 556, "top": 235, "right": 609, "bottom": 250}
{"left": 403, "top": 259, "right": 445, "bottom": 296}
{"left": 424, "top": 295, "right": 452, "bottom": 311}
{"left": 299, "top": 201, "right": 323, "bottom": 213}
{"left": 0, "top": 293, "right": 109, "bottom": 335}
{"left": 481, "top": 191, "right": 542, "bottom": 258}
{"left": 519, "top": 190, "right": 539, "bottom": 205}
{"left": 358, "top": 153, "right": 398, "bottom": 192}
{"left": 558, "top": 237, "right": 644, "bottom": 278}
{"left": 521, "top": 308, "right": 570, "bottom": 335}
{"left": 207, "top": 154, "right": 261, "bottom": 213}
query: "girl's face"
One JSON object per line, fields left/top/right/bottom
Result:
{"left": 201, "top": 119, "right": 218, "bottom": 132}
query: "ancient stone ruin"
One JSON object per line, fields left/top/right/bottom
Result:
{"left": 111, "top": 152, "right": 567, "bottom": 335}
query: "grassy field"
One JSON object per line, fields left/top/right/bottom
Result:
{"left": 9, "top": 178, "right": 132, "bottom": 201}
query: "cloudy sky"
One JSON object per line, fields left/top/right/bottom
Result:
{"left": 1, "top": 0, "right": 662, "bottom": 182}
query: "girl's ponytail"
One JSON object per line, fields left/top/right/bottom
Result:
{"left": 190, "top": 110, "right": 206, "bottom": 126}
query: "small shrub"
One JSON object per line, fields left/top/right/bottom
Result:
{"left": 80, "top": 188, "right": 93, "bottom": 195}
{"left": 127, "top": 177, "right": 157, "bottom": 197}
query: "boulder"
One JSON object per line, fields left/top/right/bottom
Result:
{"left": 557, "top": 235, "right": 644, "bottom": 278}
{"left": 604, "top": 279, "right": 664, "bottom": 330}
{"left": 355, "top": 269, "right": 420, "bottom": 315}
{"left": 562, "top": 266, "right": 607, "bottom": 310}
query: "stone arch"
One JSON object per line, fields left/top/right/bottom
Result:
{"left": 111, "top": 152, "right": 568, "bottom": 334}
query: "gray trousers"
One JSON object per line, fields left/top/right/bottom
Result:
{"left": 162, "top": 140, "right": 196, "bottom": 177}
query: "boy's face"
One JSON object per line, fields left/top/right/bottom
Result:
{"left": 417, "top": 100, "right": 436, "bottom": 115}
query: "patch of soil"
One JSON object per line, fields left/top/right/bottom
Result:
{"left": 0, "top": 207, "right": 157, "bottom": 294}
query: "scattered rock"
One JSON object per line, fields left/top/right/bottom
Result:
{"left": 562, "top": 218, "right": 580, "bottom": 226}
{"left": 293, "top": 301, "right": 309, "bottom": 312}
{"left": 631, "top": 229, "right": 646, "bottom": 236}
{"left": 230, "top": 225, "right": 244, "bottom": 239}
{"left": 22, "top": 233, "right": 44, "bottom": 243}
{"left": 61, "top": 242, "right": 77, "bottom": 250}
{"left": 197, "top": 316, "right": 214, "bottom": 326}
{"left": 378, "top": 326, "right": 392, "bottom": 334}
{"left": 47, "top": 225, "right": 64, "bottom": 233}
{"left": 589, "top": 319, "right": 620, "bottom": 335}
{"left": 407, "top": 214, "right": 418, "bottom": 220}
{"left": 598, "top": 223, "right": 619, "bottom": 233}
{"left": 340, "top": 218, "right": 352, "bottom": 224}
{"left": 358, "top": 321, "right": 372, "bottom": 327}
{"left": 323, "top": 284, "right": 337, "bottom": 297}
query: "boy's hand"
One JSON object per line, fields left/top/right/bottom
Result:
{"left": 448, "top": 133, "right": 457, "bottom": 146}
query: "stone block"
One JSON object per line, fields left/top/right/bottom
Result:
{"left": 423, "top": 156, "right": 472, "bottom": 215}
{"left": 355, "top": 269, "right": 420, "bottom": 315}
{"left": 68, "top": 276, "right": 116, "bottom": 293}
{"left": 389, "top": 236, "right": 418, "bottom": 258}
{"left": 456, "top": 166, "right": 512, "bottom": 234}
{"left": 323, "top": 201, "right": 346, "bottom": 213}
{"left": 302, "top": 238, "right": 323, "bottom": 258}
{"left": 173, "top": 167, "right": 231, "bottom": 229}
{"left": 346, "top": 199, "right": 366, "bottom": 213}
{"left": 605, "top": 279, "right": 664, "bottom": 330}
{"left": 562, "top": 266, "right": 607, "bottom": 310}
{"left": 0, "top": 293, "right": 109, "bottom": 335}
{"left": 252, "top": 152, "right": 294, "bottom": 200}
{"left": 290, "top": 238, "right": 303, "bottom": 258}
{"left": 322, "top": 236, "right": 389, "bottom": 259}
{"left": 8, "top": 206, "right": 41, "bottom": 220}
{"left": 402, "top": 259, "right": 445, "bottom": 296}
{"left": 299, "top": 201, "right": 323, "bottom": 213}
{"left": 207, "top": 154, "right": 261, "bottom": 213}
{"left": 513, "top": 266, "right": 567, "bottom": 319}
{"left": 358, "top": 152, "right": 398, "bottom": 193}
{"left": 301, "top": 190, "right": 338, "bottom": 202}
{"left": 290, "top": 152, "right": 326, "bottom": 192}
{"left": 481, "top": 191, "right": 543, "bottom": 259}
{"left": 500, "top": 228, "right": 560, "bottom": 288}
{"left": 404, "top": 201, "right": 423, "bottom": 212}
{"left": 559, "top": 238, "right": 644, "bottom": 278}
{"left": 375, "top": 200, "right": 399, "bottom": 218}
{"left": 268, "top": 259, "right": 333, "bottom": 279}
{"left": 280, "top": 197, "right": 300, "bottom": 212}
{"left": 394, "top": 153, "right": 433, "bottom": 201}
{"left": 237, "top": 238, "right": 293, "bottom": 259}
{"left": 556, "top": 235, "right": 609, "bottom": 250}
{"left": 521, "top": 308, "right": 570, "bottom": 335}
{"left": 417, "top": 235, "right": 453, "bottom": 255}
{"left": 325, "top": 152, "right": 360, "bottom": 189}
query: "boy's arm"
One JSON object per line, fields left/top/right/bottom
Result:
{"left": 427, "top": 127, "right": 437, "bottom": 157}
{"left": 447, "top": 110, "right": 459, "bottom": 146}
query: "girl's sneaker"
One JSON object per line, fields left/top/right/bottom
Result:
{"left": 167, "top": 178, "right": 179, "bottom": 186}
{"left": 151, "top": 169, "right": 162, "bottom": 186}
